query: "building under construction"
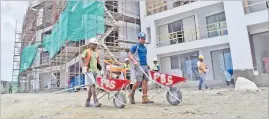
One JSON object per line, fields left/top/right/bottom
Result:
{"left": 12, "top": 0, "right": 141, "bottom": 92}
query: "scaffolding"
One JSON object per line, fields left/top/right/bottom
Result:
{"left": 11, "top": 23, "right": 22, "bottom": 92}
{"left": 13, "top": 0, "right": 140, "bottom": 93}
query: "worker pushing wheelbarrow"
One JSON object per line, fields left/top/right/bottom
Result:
{"left": 80, "top": 38, "right": 130, "bottom": 108}
{"left": 127, "top": 32, "right": 186, "bottom": 105}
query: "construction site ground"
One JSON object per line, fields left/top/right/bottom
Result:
{"left": 1, "top": 88, "right": 268, "bottom": 118}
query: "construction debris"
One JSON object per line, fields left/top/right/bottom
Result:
{"left": 235, "top": 77, "right": 261, "bottom": 92}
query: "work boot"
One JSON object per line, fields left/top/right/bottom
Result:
{"left": 93, "top": 100, "right": 102, "bottom": 107}
{"left": 142, "top": 95, "right": 154, "bottom": 104}
{"left": 85, "top": 100, "right": 91, "bottom": 107}
{"left": 128, "top": 93, "right": 135, "bottom": 104}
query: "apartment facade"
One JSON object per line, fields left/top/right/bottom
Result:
{"left": 139, "top": 1, "right": 268, "bottom": 87}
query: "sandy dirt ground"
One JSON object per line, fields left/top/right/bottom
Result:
{"left": 1, "top": 88, "right": 268, "bottom": 118}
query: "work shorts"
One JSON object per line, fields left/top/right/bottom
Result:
{"left": 134, "top": 65, "right": 149, "bottom": 81}
{"left": 85, "top": 72, "right": 97, "bottom": 86}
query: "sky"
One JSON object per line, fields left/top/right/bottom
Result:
{"left": 1, "top": 1, "right": 29, "bottom": 81}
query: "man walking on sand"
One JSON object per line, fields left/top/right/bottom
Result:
{"left": 81, "top": 37, "right": 102, "bottom": 107}
{"left": 128, "top": 32, "right": 154, "bottom": 104}
{"left": 197, "top": 55, "right": 208, "bottom": 90}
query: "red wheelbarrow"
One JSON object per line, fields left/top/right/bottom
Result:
{"left": 139, "top": 66, "right": 186, "bottom": 105}
{"left": 95, "top": 77, "right": 130, "bottom": 108}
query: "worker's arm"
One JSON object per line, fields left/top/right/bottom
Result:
{"left": 128, "top": 45, "right": 138, "bottom": 65}
{"left": 81, "top": 50, "right": 88, "bottom": 67}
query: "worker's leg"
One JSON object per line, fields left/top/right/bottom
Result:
{"left": 90, "top": 84, "right": 101, "bottom": 107}
{"left": 141, "top": 66, "right": 154, "bottom": 104}
{"left": 85, "top": 86, "right": 92, "bottom": 107}
{"left": 198, "top": 74, "right": 203, "bottom": 90}
{"left": 128, "top": 66, "right": 143, "bottom": 104}
{"left": 128, "top": 81, "right": 142, "bottom": 104}
{"left": 85, "top": 72, "right": 92, "bottom": 107}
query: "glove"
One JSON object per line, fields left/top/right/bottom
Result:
{"left": 82, "top": 67, "right": 87, "bottom": 74}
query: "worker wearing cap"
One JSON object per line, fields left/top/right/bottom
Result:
{"left": 152, "top": 58, "right": 160, "bottom": 72}
{"left": 197, "top": 55, "right": 208, "bottom": 90}
{"left": 81, "top": 37, "right": 102, "bottom": 107}
{"left": 128, "top": 32, "right": 154, "bottom": 104}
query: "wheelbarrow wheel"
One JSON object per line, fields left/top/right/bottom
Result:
{"left": 166, "top": 87, "right": 182, "bottom": 105}
{"left": 113, "top": 91, "right": 127, "bottom": 108}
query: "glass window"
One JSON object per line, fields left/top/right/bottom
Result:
{"left": 206, "top": 12, "right": 227, "bottom": 38}
{"left": 171, "top": 55, "right": 179, "bottom": 69}
{"left": 179, "top": 51, "right": 199, "bottom": 80}
{"left": 211, "top": 48, "right": 233, "bottom": 80}
{"left": 168, "top": 20, "right": 184, "bottom": 44}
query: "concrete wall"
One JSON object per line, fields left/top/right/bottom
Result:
{"left": 253, "top": 74, "right": 269, "bottom": 87}
{"left": 40, "top": 73, "right": 50, "bottom": 89}
{"left": 155, "top": 3, "right": 225, "bottom": 40}
{"left": 150, "top": 35, "right": 229, "bottom": 69}
{"left": 248, "top": 22, "right": 269, "bottom": 35}
{"left": 159, "top": 44, "right": 230, "bottom": 81}
{"left": 60, "top": 69, "right": 67, "bottom": 88}
{"left": 244, "top": 10, "right": 268, "bottom": 26}
{"left": 223, "top": 1, "right": 254, "bottom": 71}
{"left": 123, "top": 0, "right": 140, "bottom": 18}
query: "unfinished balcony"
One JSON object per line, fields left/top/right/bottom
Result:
{"left": 146, "top": 0, "right": 196, "bottom": 16}
{"left": 157, "top": 21, "right": 228, "bottom": 47}
{"left": 243, "top": 0, "right": 269, "bottom": 14}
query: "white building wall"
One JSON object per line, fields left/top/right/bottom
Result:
{"left": 223, "top": 1, "right": 254, "bottom": 70}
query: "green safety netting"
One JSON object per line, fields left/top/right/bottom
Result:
{"left": 19, "top": 43, "right": 39, "bottom": 73}
{"left": 42, "top": 0, "right": 105, "bottom": 58}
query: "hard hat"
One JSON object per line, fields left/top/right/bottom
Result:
{"left": 137, "top": 32, "right": 146, "bottom": 39}
{"left": 199, "top": 55, "right": 204, "bottom": 59}
{"left": 89, "top": 37, "right": 98, "bottom": 45}
{"left": 153, "top": 58, "right": 158, "bottom": 61}
{"left": 125, "top": 58, "right": 129, "bottom": 61}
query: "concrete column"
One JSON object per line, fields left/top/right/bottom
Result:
{"left": 147, "top": 21, "right": 158, "bottom": 68}
{"left": 223, "top": 1, "right": 253, "bottom": 70}
{"left": 223, "top": 1, "right": 254, "bottom": 80}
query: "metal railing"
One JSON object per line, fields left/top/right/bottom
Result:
{"left": 40, "top": 55, "right": 50, "bottom": 66}
{"left": 157, "top": 21, "right": 228, "bottom": 47}
{"left": 146, "top": 0, "right": 196, "bottom": 16}
{"left": 243, "top": 0, "right": 269, "bottom": 14}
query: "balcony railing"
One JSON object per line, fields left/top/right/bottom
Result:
{"left": 157, "top": 21, "right": 228, "bottom": 47}
{"left": 243, "top": 0, "right": 269, "bottom": 14}
{"left": 40, "top": 55, "right": 49, "bottom": 66}
{"left": 146, "top": 0, "right": 196, "bottom": 16}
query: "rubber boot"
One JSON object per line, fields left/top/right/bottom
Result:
{"left": 128, "top": 93, "right": 135, "bottom": 104}
{"left": 142, "top": 95, "right": 154, "bottom": 104}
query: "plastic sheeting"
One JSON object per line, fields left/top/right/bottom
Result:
{"left": 68, "top": 74, "right": 85, "bottom": 89}
{"left": 19, "top": 43, "right": 39, "bottom": 73}
{"left": 42, "top": 0, "right": 105, "bottom": 58}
